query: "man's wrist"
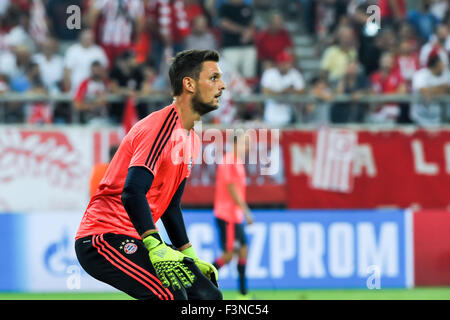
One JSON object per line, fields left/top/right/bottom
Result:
{"left": 181, "top": 245, "right": 197, "bottom": 259}
{"left": 142, "top": 231, "right": 162, "bottom": 250}
{"left": 141, "top": 229, "right": 158, "bottom": 239}
{"left": 178, "top": 242, "right": 192, "bottom": 252}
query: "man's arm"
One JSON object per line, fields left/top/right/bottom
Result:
{"left": 219, "top": 18, "right": 246, "bottom": 35}
{"left": 160, "top": 179, "right": 191, "bottom": 251}
{"left": 121, "top": 166, "right": 157, "bottom": 238}
{"left": 161, "top": 179, "right": 219, "bottom": 283}
{"left": 227, "top": 183, "right": 253, "bottom": 224}
{"left": 420, "top": 84, "right": 450, "bottom": 96}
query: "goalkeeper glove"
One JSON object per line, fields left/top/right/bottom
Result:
{"left": 182, "top": 246, "right": 218, "bottom": 287}
{"left": 143, "top": 232, "right": 195, "bottom": 290}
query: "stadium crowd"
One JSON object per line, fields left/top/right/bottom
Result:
{"left": 0, "top": 0, "right": 449, "bottom": 126}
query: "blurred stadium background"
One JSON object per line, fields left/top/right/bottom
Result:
{"left": 1, "top": 0, "right": 450, "bottom": 300}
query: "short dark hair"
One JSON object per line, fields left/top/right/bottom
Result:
{"left": 168, "top": 50, "right": 220, "bottom": 96}
{"left": 427, "top": 54, "right": 441, "bottom": 69}
{"left": 91, "top": 60, "right": 102, "bottom": 68}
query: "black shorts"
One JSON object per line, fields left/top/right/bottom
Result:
{"left": 215, "top": 218, "right": 247, "bottom": 252}
{"left": 75, "top": 233, "right": 222, "bottom": 300}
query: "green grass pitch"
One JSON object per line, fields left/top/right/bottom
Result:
{"left": 1, "top": 288, "right": 450, "bottom": 300}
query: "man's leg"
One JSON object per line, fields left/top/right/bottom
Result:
{"left": 75, "top": 233, "right": 187, "bottom": 300}
{"left": 236, "top": 223, "right": 249, "bottom": 296}
{"left": 237, "top": 245, "right": 248, "bottom": 295}
{"left": 213, "top": 218, "right": 235, "bottom": 269}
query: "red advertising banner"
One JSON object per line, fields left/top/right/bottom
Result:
{"left": 182, "top": 128, "right": 286, "bottom": 206}
{"left": 283, "top": 129, "right": 450, "bottom": 209}
{"left": 414, "top": 210, "right": 450, "bottom": 286}
{"left": 0, "top": 127, "right": 122, "bottom": 212}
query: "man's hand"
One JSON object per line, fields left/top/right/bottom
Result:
{"left": 244, "top": 208, "right": 254, "bottom": 225}
{"left": 143, "top": 232, "right": 195, "bottom": 290}
{"left": 182, "top": 246, "right": 218, "bottom": 287}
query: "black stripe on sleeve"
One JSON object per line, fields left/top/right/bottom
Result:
{"left": 144, "top": 108, "right": 175, "bottom": 167}
{"left": 149, "top": 117, "right": 178, "bottom": 171}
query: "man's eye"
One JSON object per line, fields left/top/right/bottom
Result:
{"left": 211, "top": 76, "right": 217, "bottom": 81}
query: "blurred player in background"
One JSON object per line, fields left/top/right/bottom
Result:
{"left": 89, "top": 144, "right": 118, "bottom": 198}
{"left": 75, "top": 49, "right": 226, "bottom": 300}
{"left": 212, "top": 133, "right": 254, "bottom": 299}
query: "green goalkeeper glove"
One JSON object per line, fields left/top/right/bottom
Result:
{"left": 143, "top": 232, "right": 195, "bottom": 290}
{"left": 182, "top": 246, "right": 218, "bottom": 286}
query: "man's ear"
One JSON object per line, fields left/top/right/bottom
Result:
{"left": 183, "top": 77, "right": 196, "bottom": 94}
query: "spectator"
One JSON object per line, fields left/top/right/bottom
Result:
{"left": 0, "top": 46, "right": 21, "bottom": 82}
{"left": 255, "top": 11, "right": 293, "bottom": 72}
{"left": 397, "top": 21, "right": 420, "bottom": 53}
{"left": 408, "top": 1, "right": 440, "bottom": 42}
{"left": 304, "top": 74, "right": 333, "bottom": 125}
{"left": 7, "top": 58, "right": 48, "bottom": 124}
{"left": 2, "top": 10, "right": 34, "bottom": 51}
{"left": 10, "top": 61, "right": 45, "bottom": 94}
{"left": 109, "top": 50, "right": 146, "bottom": 122}
{"left": 218, "top": 0, "right": 257, "bottom": 79}
{"left": 73, "top": 61, "right": 110, "bottom": 125}
{"left": 0, "top": 1, "right": 10, "bottom": 17}
{"left": 34, "top": 37, "right": 70, "bottom": 124}
{"left": 320, "top": 25, "right": 358, "bottom": 83}
{"left": 0, "top": 74, "right": 9, "bottom": 93}
{"left": 109, "top": 50, "right": 145, "bottom": 96}
{"left": 330, "top": 60, "right": 368, "bottom": 123}
{"left": 63, "top": 28, "right": 108, "bottom": 94}
{"left": 32, "top": 37, "right": 64, "bottom": 94}
{"left": 0, "top": 44, "right": 34, "bottom": 82}
{"left": 45, "top": 0, "right": 83, "bottom": 43}
{"left": 379, "top": 0, "right": 406, "bottom": 28}
{"left": 146, "top": 0, "right": 193, "bottom": 73}
{"left": 87, "top": 0, "right": 145, "bottom": 66}
{"left": 205, "top": 57, "right": 252, "bottom": 124}
{"left": 419, "top": 24, "right": 450, "bottom": 70}
{"left": 358, "top": 27, "right": 397, "bottom": 78}
{"left": 411, "top": 53, "right": 450, "bottom": 126}
{"left": 184, "top": 0, "right": 205, "bottom": 22}
{"left": 348, "top": 0, "right": 383, "bottom": 77}
{"left": 428, "top": 0, "right": 449, "bottom": 23}
{"left": 185, "top": 14, "right": 218, "bottom": 51}
{"left": 28, "top": 0, "right": 49, "bottom": 46}
{"left": 261, "top": 51, "right": 305, "bottom": 125}
{"left": 368, "top": 52, "right": 407, "bottom": 123}
{"left": 395, "top": 39, "right": 420, "bottom": 88}
{"left": 315, "top": 0, "right": 349, "bottom": 38}
{"left": 141, "top": 59, "right": 171, "bottom": 95}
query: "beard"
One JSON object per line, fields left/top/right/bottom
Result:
{"left": 191, "top": 91, "right": 219, "bottom": 116}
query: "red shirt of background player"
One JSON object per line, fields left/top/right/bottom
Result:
{"left": 214, "top": 151, "right": 247, "bottom": 224}
{"left": 76, "top": 104, "right": 201, "bottom": 239}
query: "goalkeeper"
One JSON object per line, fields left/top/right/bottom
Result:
{"left": 75, "top": 50, "right": 225, "bottom": 300}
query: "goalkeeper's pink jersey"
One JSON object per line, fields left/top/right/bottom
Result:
{"left": 76, "top": 104, "right": 200, "bottom": 239}
{"left": 214, "top": 152, "right": 247, "bottom": 223}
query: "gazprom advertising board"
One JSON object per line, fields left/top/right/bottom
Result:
{"left": 0, "top": 210, "right": 413, "bottom": 292}
{"left": 186, "top": 210, "right": 414, "bottom": 289}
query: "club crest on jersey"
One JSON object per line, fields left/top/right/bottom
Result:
{"left": 120, "top": 239, "right": 137, "bottom": 254}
